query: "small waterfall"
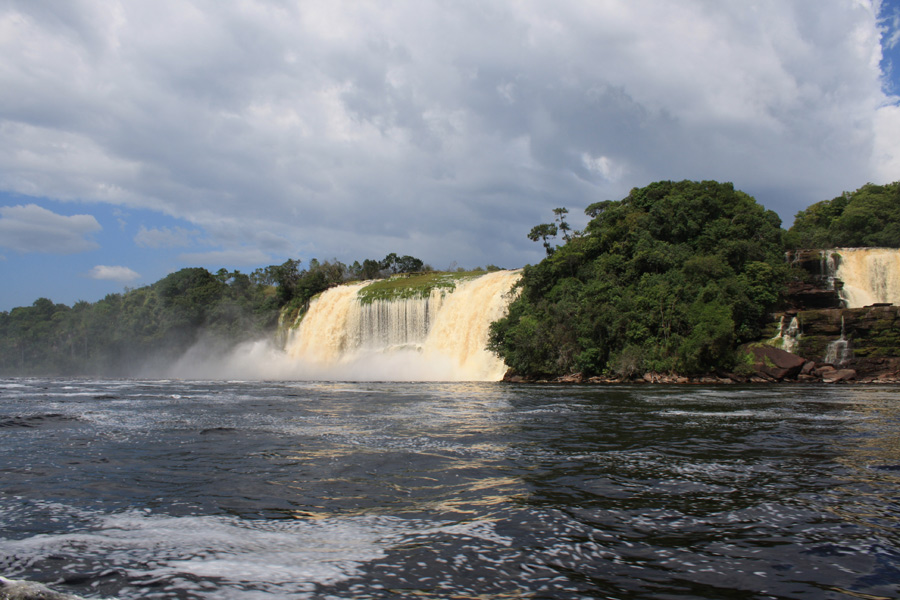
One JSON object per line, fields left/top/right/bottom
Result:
{"left": 824, "top": 315, "right": 852, "bottom": 366}
{"left": 821, "top": 250, "right": 840, "bottom": 291}
{"left": 284, "top": 270, "right": 521, "bottom": 381}
{"left": 828, "top": 248, "right": 900, "bottom": 308}
{"left": 772, "top": 315, "right": 801, "bottom": 354}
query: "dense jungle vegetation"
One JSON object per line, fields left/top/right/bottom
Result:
{"left": 785, "top": 182, "right": 900, "bottom": 249}
{"left": 488, "top": 180, "right": 789, "bottom": 377}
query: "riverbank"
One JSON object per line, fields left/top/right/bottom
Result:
{"left": 505, "top": 371, "right": 900, "bottom": 384}
{"left": 503, "top": 347, "right": 900, "bottom": 384}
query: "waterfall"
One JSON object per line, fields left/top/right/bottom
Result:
{"left": 824, "top": 315, "right": 852, "bottom": 366}
{"left": 772, "top": 315, "right": 801, "bottom": 354}
{"left": 827, "top": 248, "right": 900, "bottom": 308}
{"left": 284, "top": 270, "right": 521, "bottom": 381}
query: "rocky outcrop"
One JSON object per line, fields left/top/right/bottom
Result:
{"left": 0, "top": 577, "right": 86, "bottom": 600}
{"left": 756, "top": 303, "right": 900, "bottom": 382}
{"left": 782, "top": 281, "right": 844, "bottom": 310}
{"left": 782, "top": 249, "right": 844, "bottom": 310}
{"left": 747, "top": 345, "right": 806, "bottom": 380}
{"left": 769, "top": 305, "right": 900, "bottom": 360}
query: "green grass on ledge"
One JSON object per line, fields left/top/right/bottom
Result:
{"left": 356, "top": 271, "right": 488, "bottom": 304}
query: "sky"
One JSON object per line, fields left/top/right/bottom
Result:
{"left": 1, "top": 0, "right": 900, "bottom": 311}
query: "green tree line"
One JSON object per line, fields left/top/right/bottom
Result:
{"left": 785, "top": 182, "right": 900, "bottom": 249}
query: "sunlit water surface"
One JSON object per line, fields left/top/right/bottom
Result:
{"left": 1, "top": 379, "right": 899, "bottom": 599}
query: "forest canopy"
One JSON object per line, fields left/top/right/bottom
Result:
{"left": 785, "top": 182, "right": 900, "bottom": 249}
{"left": 488, "top": 180, "right": 788, "bottom": 377}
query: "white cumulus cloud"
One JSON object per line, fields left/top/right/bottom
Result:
{"left": 0, "top": 204, "right": 101, "bottom": 254}
{"left": 88, "top": 265, "right": 140, "bottom": 282}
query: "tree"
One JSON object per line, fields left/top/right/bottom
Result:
{"left": 528, "top": 223, "right": 559, "bottom": 256}
{"left": 380, "top": 253, "right": 400, "bottom": 274}
{"left": 271, "top": 259, "right": 302, "bottom": 304}
{"left": 396, "top": 255, "right": 424, "bottom": 273}
{"left": 553, "top": 207, "right": 572, "bottom": 242}
{"left": 786, "top": 182, "right": 900, "bottom": 248}
{"left": 361, "top": 259, "right": 382, "bottom": 279}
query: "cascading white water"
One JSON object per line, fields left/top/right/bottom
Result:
{"left": 284, "top": 270, "right": 521, "bottom": 381}
{"left": 827, "top": 248, "right": 900, "bottom": 308}
{"left": 350, "top": 288, "right": 445, "bottom": 354}
{"left": 772, "top": 315, "right": 801, "bottom": 354}
{"left": 824, "top": 315, "right": 852, "bottom": 366}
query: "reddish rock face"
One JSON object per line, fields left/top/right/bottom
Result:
{"left": 749, "top": 345, "right": 807, "bottom": 381}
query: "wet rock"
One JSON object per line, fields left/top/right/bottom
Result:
{"left": 0, "top": 577, "right": 85, "bottom": 600}
{"left": 814, "top": 365, "right": 837, "bottom": 378}
{"left": 556, "top": 373, "right": 584, "bottom": 383}
{"left": 749, "top": 345, "right": 806, "bottom": 381}
{"left": 502, "top": 371, "right": 527, "bottom": 383}
{"left": 823, "top": 368, "right": 857, "bottom": 383}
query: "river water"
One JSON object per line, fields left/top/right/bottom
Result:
{"left": 1, "top": 378, "right": 898, "bottom": 599}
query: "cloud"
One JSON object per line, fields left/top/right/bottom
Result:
{"left": 88, "top": 265, "right": 140, "bottom": 282}
{"left": 179, "top": 247, "right": 272, "bottom": 267}
{"left": 134, "top": 225, "right": 199, "bottom": 248}
{"left": 0, "top": 204, "right": 101, "bottom": 253}
{"left": 0, "top": 0, "right": 896, "bottom": 273}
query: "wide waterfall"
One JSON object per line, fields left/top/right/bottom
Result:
{"left": 284, "top": 270, "right": 521, "bottom": 381}
{"left": 829, "top": 248, "right": 900, "bottom": 308}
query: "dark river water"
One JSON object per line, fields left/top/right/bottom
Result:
{"left": 1, "top": 379, "right": 899, "bottom": 599}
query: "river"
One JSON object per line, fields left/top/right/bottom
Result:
{"left": 1, "top": 379, "right": 898, "bottom": 599}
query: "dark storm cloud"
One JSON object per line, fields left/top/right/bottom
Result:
{"left": 0, "top": 0, "right": 896, "bottom": 271}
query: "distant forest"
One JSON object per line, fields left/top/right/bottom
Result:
{"left": 2, "top": 180, "right": 898, "bottom": 377}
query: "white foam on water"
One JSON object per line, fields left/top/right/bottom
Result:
{"left": 1, "top": 503, "right": 512, "bottom": 597}
{"left": 0, "top": 382, "right": 30, "bottom": 389}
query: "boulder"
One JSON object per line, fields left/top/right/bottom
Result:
{"left": 749, "top": 345, "right": 807, "bottom": 381}
{"left": 814, "top": 365, "right": 836, "bottom": 378}
{"left": 822, "top": 369, "right": 857, "bottom": 383}
{"left": 0, "top": 577, "right": 85, "bottom": 600}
